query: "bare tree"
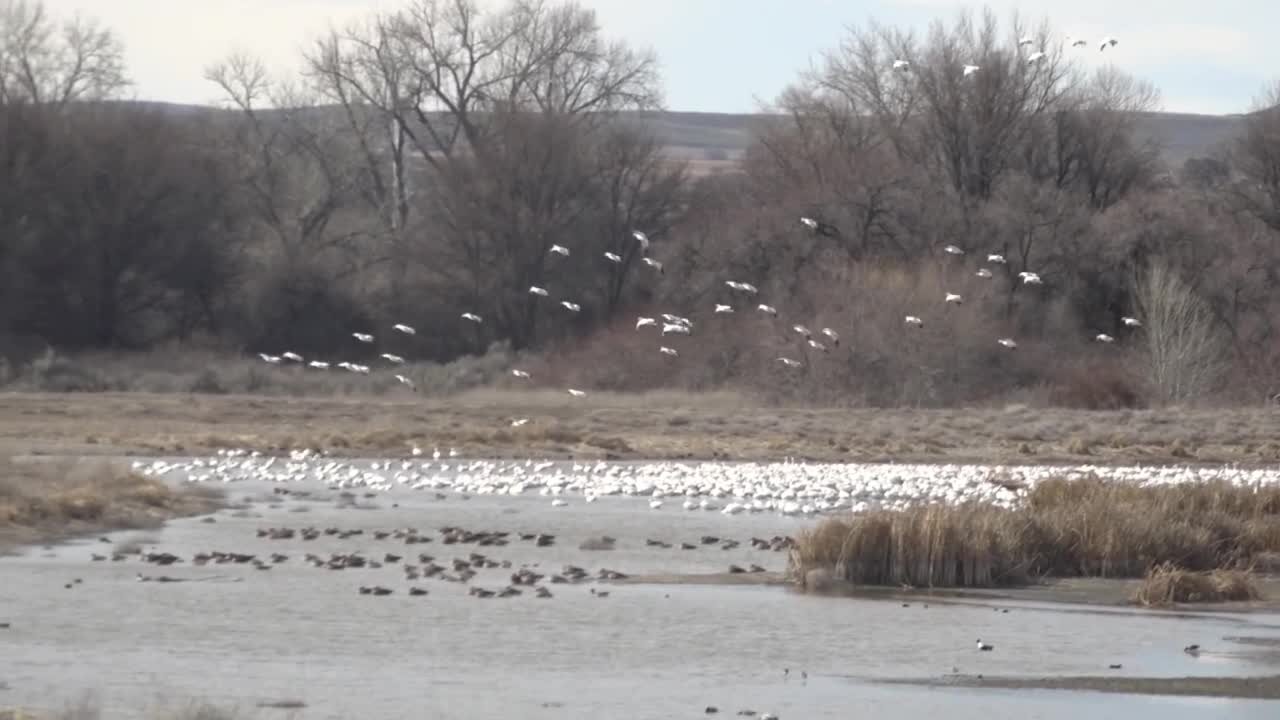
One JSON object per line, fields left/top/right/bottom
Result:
{"left": 1134, "top": 260, "right": 1226, "bottom": 404}
{"left": 0, "top": 0, "right": 127, "bottom": 106}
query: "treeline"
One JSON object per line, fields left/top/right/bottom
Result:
{"left": 1, "top": 0, "right": 1278, "bottom": 407}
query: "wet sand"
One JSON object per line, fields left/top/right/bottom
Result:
{"left": 886, "top": 672, "right": 1280, "bottom": 699}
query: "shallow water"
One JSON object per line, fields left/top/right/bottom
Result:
{"left": 3, "top": 466, "right": 1280, "bottom": 719}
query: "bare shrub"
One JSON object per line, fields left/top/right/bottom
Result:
{"left": 1134, "top": 261, "right": 1226, "bottom": 404}
{"left": 1132, "top": 562, "right": 1261, "bottom": 606}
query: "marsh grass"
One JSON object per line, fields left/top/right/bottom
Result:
{"left": 0, "top": 457, "right": 222, "bottom": 551}
{"left": 1132, "top": 562, "right": 1262, "bottom": 606}
{"left": 791, "top": 477, "right": 1280, "bottom": 592}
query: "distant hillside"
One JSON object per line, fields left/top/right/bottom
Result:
{"left": 126, "top": 101, "right": 1243, "bottom": 170}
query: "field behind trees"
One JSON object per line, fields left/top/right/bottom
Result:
{"left": 2, "top": 0, "right": 1279, "bottom": 411}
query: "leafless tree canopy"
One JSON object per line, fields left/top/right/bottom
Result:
{"left": 3, "top": 1, "right": 1280, "bottom": 407}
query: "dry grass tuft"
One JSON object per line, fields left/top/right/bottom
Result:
{"left": 0, "top": 456, "right": 222, "bottom": 551}
{"left": 792, "top": 477, "right": 1280, "bottom": 593}
{"left": 1132, "top": 562, "right": 1262, "bottom": 606}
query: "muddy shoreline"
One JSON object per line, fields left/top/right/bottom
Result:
{"left": 881, "top": 672, "right": 1280, "bottom": 699}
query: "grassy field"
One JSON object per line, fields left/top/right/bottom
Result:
{"left": 791, "top": 477, "right": 1280, "bottom": 603}
{"left": 2, "top": 389, "right": 1280, "bottom": 465}
{"left": 0, "top": 455, "right": 221, "bottom": 553}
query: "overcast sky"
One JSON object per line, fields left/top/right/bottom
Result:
{"left": 36, "top": 0, "right": 1278, "bottom": 115}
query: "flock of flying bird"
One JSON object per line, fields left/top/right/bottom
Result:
{"left": 256, "top": 31, "right": 1142, "bottom": 396}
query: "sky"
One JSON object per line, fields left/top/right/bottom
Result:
{"left": 33, "top": 0, "right": 1280, "bottom": 115}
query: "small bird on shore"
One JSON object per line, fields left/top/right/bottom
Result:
{"left": 977, "top": 639, "right": 994, "bottom": 651}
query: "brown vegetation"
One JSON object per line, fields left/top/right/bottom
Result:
{"left": 6, "top": 391, "right": 1280, "bottom": 466}
{"left": 1132, "top": 562, "right": 1261, "bottom": 606}
{"left": 1, "top": 3, "right": 1279, "bottom": 408}
{"left": 0, "top": 455, "right": 221, "bottom": 552}
{"left": 790, "top": 478, "right": 1280, "bottom": 596}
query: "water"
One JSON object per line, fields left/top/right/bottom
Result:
{"left": 3, "top": 464, "right": 1280, "bottom": 719}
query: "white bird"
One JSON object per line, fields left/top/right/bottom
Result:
{"left": 632, "top": 230, "right": 650, "bottom": 253}
{"left": 649, "top": 499, "right": 664, "bottom": 510}
{"left": 567, "top": 389, "right": 586, "bottom": 398}
{"left": 977, "top": 639, "right": 994, "bottom": 651}
{"left": 807, "top": 339, "right": 828, "bottom": 352}
{"left": 821, "top": 328, "right": 839, "bottom": 346}
{"left": 1099, "top": 37, "right": 1118, "bottom": 51}
{"left": 987, "top": 254, "right": 1007, "bottom": 264}
{"left": 777, "top": 357, "right": 802, "bottom": 368}
{"left": 1027, "top": 51, "right": 1046, "bottom": 64}
{"left": 259, "top": 353, "right": 282, "bottom": 364}
{"left": 279, "top": 352, "right": 302, "bottom": 362}
{"left": 511, "top": 418, "right": 530, "bottom": 427}
{"left": 758, "top": 304, "right": 778, "bottom": 316}
{"left": 1095, "top": 333, "right": 1115, "bottom": 343}
{"left": 529, "top": 286, "right": 549, "bottom": 297}
{"left": 944, "top": 244, "right": 965, "bottom": 255}
{"left": 800, "top": 216, "right": 818, "bottom": 231}
{"left": 792, "top": 324, "right": 811, "bottom": 337}
{"left": 603, "top": 252, "right": 622, "bottom": 263}
{"left": 892, "top": 59, "right": 910, "bottom": 71}
{"left": 560, "top": 301, "right": 581, "bottom": 313}
{"left": 1122, "top": 316, "right": 1142, "bottom": 327}
{"left": 394, "top": 374, "right": 416, "bottom": 390}
{"left": 636, "top": 317, "right": 657, "bottom": 330}
{"left": 461, "top": 313, "right": 483, "bottom": 323}
{"left": 1018, "top": 272, "right": 1043, "bottom": 285}
{"left": 352, "top": 333, "right": 374, "bottom": 343}
{"left": 393, "top": 323, "right": 415, "bottom": 335}
{"left": 662, "top": 323, "right": 691, "bottom": 336}
{"left": 511, "top": 369, "right": 531, "bottom": 379}
{"left": 726, "top": 281, "right": 759, "bottom": 294}
{"left": 962, "top": 64, "right": 980, "bottom": 77}
{"left": 549, "top": 244, "right": 569, "bottom": 257}
{"left": 997, "top": 338, "right": 1017, "bottom": 349}
{"left": 976, "top": 268, "right": 993, "bottom": 278}
{"left": 349, "top": 364, "right": 370, "bottom": 374}
{"left": 308, "top": 361, "right": 330, "bottom": 370}
{"left": 642, "top": 257, "right": 664, "bottom": 274}
{"left": 659, "top": 346, "right": 679, "bottom": 357}
{"left": 945, "top": 293, "right": 964, "bottom": 305}
{"left": 551, "top": 498, "right": 568, "bottom": 507}
{"left": 714, "top": 304, "right": 734, "bottom": 314}
{"left": 905, "top": 316, "right": 924, "bottom": 328}
{"left": 380, "top": 353, "right": 406, "bottom": 364}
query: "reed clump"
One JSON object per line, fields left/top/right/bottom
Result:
{"left": 1132, "top": 562, "right": 1262, "bottom": 606}
{"left": 791, "top": 477, "right": 1280, "bottom": 590}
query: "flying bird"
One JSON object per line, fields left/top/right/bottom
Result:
{"left": 758, "top": 304, "right": 779, "bottom": 316}
{"left": 560, "top": 301, "right": 581, "bottom": 313}
{"left": 1027, "top": 51, "right": 1046, "bottom": 64}
{"left": 352, "top": 333, "right": 375, "bottom": 343}
{"left": 259, "top": 353, "right": 282, "bottom": 364}
{"left": 821, "top": 328, "right": 839, "bottom": 346}
{"left": 892, "top": 59, "right": 911, "bottom": 71}
{"left": 987, "top": 254, "right": 1007, "bottom": 264}
{"left": 549, "top": 244, "right": 569, "bottom": 257}
{"left": 1099, "top": 37, "right": 1118, "bottom": 51}
{"left": 1122, "top": 316, "right": 1142, "bottom": 327}
{"left": 511, "top": 418, "right": 530, "bottom": 427}
{"left": 777, "top": 357, "right": 802, "bottom": 368}
{"left": 642, "top": 257, "right": 664, "bottom": 274}
{"left": 394, "top": 374, "right": 416, "bottom": 391}
{"left": 976, "top": 268, "right": 993, "bottom": 278}
{"left": 529, "top": 286, "right": 549, "bottom": 297}
{"left": 511, "top": 369, "right": 531, "bottom": 379}
{"left": 461, "top": 313, "right": 482, "bottom": 323}
{"left": 393, "top": 323, "right": 415, "bottom": 335}
{"left": 636, "top": 317, "right": 657, "bottom": 330}
{"left": 662, "top": 323, "right": 691, "bottom": 336}
{"left": 281, "top": 352, "right": 304, "bottom": 363}
{"left": 714, "top": 304, "right": 734, "bottom": 314}
{"left": 807, "top": 339, "right": 828, "bottom": 353}
{"left": 726, "top": 281, "right": 759, "bottom": 294}
{"left": 792, "top": 325, "right": 811, "bottom": 338}
{"left": 1095, "top": 333, "right": 1115, "bottom": 343}
{"left": 799, "top": 216, "right": 838, "bottom": 237}
{"left": 380, "top": 353, "right": 406, "bottom": 364}
{"left": 997, "top": 338, "right": 1017, "bottom": 349}
{"left": 603, "top": 252, "right": 622, "bottom": 263}
{"left": 567, "top": 389, "right": 587, "bottom": 398}
{"left": 632, "top": 230, "right": 650, "bottom": 253}
{"left": 962, "top": 64, "right": 980, "bottom": 77}
{"left": 945, "top": 293, "right": 964, "bottom": 305}
{"left": 1018, "top": 272, "right": 1043, "bottom": 285}
{"left": 944, "top": 244, "right": 965, "bottom": 255}
{"left": 905, "top": 316, "right": 924, "bottom": 328}
{"left": 308, "top": 361, "right": 330, "bottom": 370}
{"left": 659, "top": 346, "right": 679, "bottom": 357}
{"left": 1018, "top": 36, "right": 1035, "bottom": 47}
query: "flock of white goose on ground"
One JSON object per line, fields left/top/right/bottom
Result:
{"left": 137, "top": 450, "right": 1280, "bottom": 516}
{"left": 254, "top": 33, "right": 1141, "bottom": 395}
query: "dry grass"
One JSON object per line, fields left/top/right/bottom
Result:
{"left": 791, "top": 478, "right": 1280, "bottom": 594}
{"left": 3, "top": 390, "right": 1280, "bottom": 465}
{"left": 0, "top": 456, "right": 222, "bottom": 552}
{"left": 1132, "top": 562, "right": 1262, "bottom": 606}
